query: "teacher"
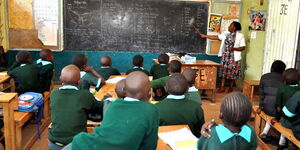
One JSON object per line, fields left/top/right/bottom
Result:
{"left": 201, "top": 21, "right": 245, "bottom": 93}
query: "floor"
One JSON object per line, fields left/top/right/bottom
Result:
{"left": 30, "top": 88, "right": 267, "bottom": 150}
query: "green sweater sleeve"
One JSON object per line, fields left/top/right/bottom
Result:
{"left": 151, "top": 76, "right": 169, "bottom": 89}
{"left": 193, "top": 107, "right": 205, "bottom": 138}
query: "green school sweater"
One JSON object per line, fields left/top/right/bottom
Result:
{"left": 150, "top": 64, "right": 169, "bottom": 80}
{"left": 197, "top": 124, "right": 258, "bottom": 150}
{"left": 7, "top": 64, "right": 40, "bottom": 94}
{"left": 79, "top": 71, "right": 101, "bottom": 91}
{"left": 151, "top": 76, "right": 170, "bottom": 89}
{"left": 95, "top": 66, "right": 120, "bottom": 80}
{"left": 155, "top": 95, "right": 204, "bottom": 137}
{"left": 126, "top": 67, "right": 150, "bottom": 76}
{"left": 185, "top": 86, "right": 202, "bottom": 104}
{"left": 283, "top": 91, "right": 300, "bottom": 140}
{"left": 48, "top": 86, "right": 103, "bottom": 145}
{"left": 8, "top": 61, "right": 19, "bottom": 71}
{"left": 72, "top": 99, "right": 159, "bottom": 150}
{"left": 35, "top": 59, "right": 54, "bottom": 92}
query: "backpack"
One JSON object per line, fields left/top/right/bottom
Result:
{"left": 18, "top": 92, "right": 44, "bottom": 138}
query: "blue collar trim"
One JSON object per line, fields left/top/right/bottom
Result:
{"left": 166, "top": 94, "right": 185, "bottom": 99}
{"left": 59, "top": 85, "right": 79, "bottom": 90}
{"left": 283, "top": 106, "right": 296, "bottom": 117}
{"left": 36, "top": 59, "right": 52, "bottom": 66}
{"left": 188, "top": 86, "right": 198, "bottom": 92}
{"left": 124, "top": 97, "right": 140, "bottom": 102}
{"left": 216, "top": 124, "right": 252, "bottom": 143}
{"left": 133, "top": 66, "right": 144, "bottom": 70}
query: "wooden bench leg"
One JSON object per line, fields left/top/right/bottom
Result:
{"left": 254, "top": 111, "right": 262, "bottom": 135}
{"left": 15, "top": 125, "right": 22, "bottom": 150}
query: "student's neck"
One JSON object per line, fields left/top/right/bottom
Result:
{"left": 224, "top": 124, "right": 241, "bottom": 133}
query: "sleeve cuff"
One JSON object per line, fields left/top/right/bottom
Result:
{"left": 96, "top": 79, "right": 101, "bottom": 88}
{"left": 283, "top": 106, "right": 296, "bottom": 117}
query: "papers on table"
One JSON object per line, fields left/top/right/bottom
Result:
{"left": 0, "top": 72, "right": 7, "bottom": 76}
{"left": 106, "top": 76, "right": 126, "bottom": 84}
{"left": 158, "top": 127, "right": 198, "bottom": 150}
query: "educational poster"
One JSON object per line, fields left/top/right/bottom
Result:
{"left": 221, "top": 18, "right": 238, "bottom": 33}
{"left": 228, "top": 4, "right": 240, "bottom": 18}
{"left": 249, "top": 10, "right": 267, "bottom": 31}
{"left": 208, "top": 14, "right": 222, "bottom": 35}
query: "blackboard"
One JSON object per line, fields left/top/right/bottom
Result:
{"left": 63, "top": 0, "right": 208, "bottom": 53}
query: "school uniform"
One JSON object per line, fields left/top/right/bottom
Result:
{"left": 79, "top": 71, "right": 101, "bottom": 90}
{"left": 151, "top": 76, "right": 169, "bottom": 89}
{"left": 126, "top": 66, "right": 150, "bottom": 76}
{"left": 259, "top": 72, "right": 283, "bottom": 117}
{"left": 95, "top": 66, "right": 120, "bottom": 80}
{"left": 8, "top": 61, "right": 19, "bottom": 71}
{"left": 275, "top": 84, "right": 300, "bottom": 128}
{"left": 185, "top": 86, "right": 201, "bottom": 104}
{"left": 71, "top": 97, "right": 159, "bottom": 150}
{"left": 7, "top": 64, "right": 40, "bottom": 94}
{"left": 155, "top": 94, "right": 204, "bottom": 137}
{"left": 35, "top": 59, "right": 54, "bottom": 92}
{"left": 197, "top": 124, "right": 258, "bottom": 150}
{"left": 150, "top": 64, "right": 169, "bottom": 80}
{"left": 48, "top": 86, "right": 103, "bottom": 146}
{"left": 282, "top": 91, "right": 300, "bottom": 140}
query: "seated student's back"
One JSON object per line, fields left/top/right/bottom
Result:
{"left": 155, "top": 73, "right": 204, "bottom": 137}
{"left": 95, "top": 56, "right": 120, "bottom": 80}
{"left": 198, "top": 92, "right": 257, "bottom": 150}
{"left": 150, "top": 54, "right": 169, "bottom": 80}
{"left": 69, "top": 71, "right": 159, "bottom": 150}
{"left": 8, "top": 51, "right": 40, "bottom": 94}
{"left": 259, "top": 60, "right": 286, "bottom": 117}
{"left": 48, "top": 65, "right": 103, "bottom": 149}
{"left": 126, "top": 55, "right": 150, "bottom": 75}
{"left": 182, "top": 68, "right": 201, "bottom": 104}
{"left": 35, "top": 49, "right": 54, "bottom": 92}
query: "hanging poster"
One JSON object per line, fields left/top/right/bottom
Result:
{"left": 249, "top": 10, "right": 267, "bottom": 31}
{"left": 208, "top": 14, "right": 222, "bottom": 35}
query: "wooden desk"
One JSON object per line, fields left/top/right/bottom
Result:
{"left": 0, "top": 72, "right": 15, "bottom": 92}
{"left": 157, "top": 125, "right": 190, "bottom": 150}
{"left": 0, "top": 93, "right": 18, "bottom": 150}
{"left": 242, "top": 80, "right": 259, "bottom": 102}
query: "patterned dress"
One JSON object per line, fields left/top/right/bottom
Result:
{"left": 220, "top": 32, "right": 241, "bottom": 80}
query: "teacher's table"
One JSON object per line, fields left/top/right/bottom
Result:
{"left": 153, "top": 59, "right": 220, "bottom": 102}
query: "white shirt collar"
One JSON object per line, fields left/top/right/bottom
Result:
{"left": 80, "top": 71, "right": 86, "bottom": 78}
{"left": 59, "top": 85, "right": 79, "bottom": 90}
{"left": 160, "top": 64, "right": 167, "bottom": 66}
{"left": 101, "top": 66, "right": 111, "bottom": 68}
{"left": 20, "top": 64, "right": 26, "bottom": 67}
{"left": 166, "top": 94, "right": 185, "bottom": 99}
{"left": 124, "top": 97, "right": 140, "bottom": 102}
{"left": 188, "top": 86, "right": 198, "bottom": 92}
{"left": 133, "top": 66, "right": 144, "bottom": 70}
{"left": 36, "top": 59, "right": 52, "bottom": 66}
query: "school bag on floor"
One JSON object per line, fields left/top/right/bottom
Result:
{"left": 18, "top": 92, "right": 44, "bottom": 138}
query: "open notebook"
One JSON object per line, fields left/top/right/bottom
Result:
{"left": 158, "top": 127, "right": 198, "bottom": 150}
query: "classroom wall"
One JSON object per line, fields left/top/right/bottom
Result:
{"left": 6, "top": 50, "right": 220, "bottom": 81}
{"left": 240, "top": 0, "right": 268, "bottom": 81}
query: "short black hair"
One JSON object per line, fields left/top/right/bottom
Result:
{"left": 166, "top": 73, "right": 188, "bottom": 95}
{"left": 16, "top": 51, "right": 32, "bottom": 64}
{"left": 232, "top": 21, "right": 242, "bottom": 31}
{"left": 40, "top": 49, "right": 52, "bottom": 60}
{"left": 133, "top": 55, "right": 143, "bottom": 67}
{"left": 271, "top": 60, "right": 286, "bottom": 74}
{"left": 283, "top": 68, "right": 300, "bottom": 85}
{"left": 158, "top": 54, "right": 169, "bottom": 64}
{"left": 169, "top": 60, "right": 182, "bottom": 73}
{"left": 182, "top": 68, "right": 197, "bottom": 86}
{"left": 72, "top": 54, "right": 88, "bottom": 70}
{"left": 221, "top": 92, "right": 252, "bottom": 128}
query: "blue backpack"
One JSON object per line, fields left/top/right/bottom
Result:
{"left": 18, "top": 92, "right": 44, "bottom": 138}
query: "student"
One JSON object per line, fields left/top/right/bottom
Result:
{"left": 155, "top": 73, "right": 204, "bottom": 137}
{"left": 72, "top": 54, "right": 105, "bottom": 91}
{"left": 95, "top": 56, "right": 120, "bottom": 80}
{"left": 198, "top": 92, "right": 257, "bottom": 150}
{"left": 35, "top": 49, "right": 54, "bottom": 93}
{"left": 8, "top": 51, "right": 40, "bottom": 94}
{"left": 150, "top": 53, "right": 169, "bottom": 80}
{"left": 151, "top": 60, "right": 182, "bottom": 89}
{"left": 67, "top": 71, "right": 159, "bottom": 150}
{"left": 282, "top": 91, "right": 300, "bottom": 142}
{"left": 274, "top": 68, "right": 300, "bottom": 149}
{"left": 126, "top": 55, "right": 150, "bottom": 75}
{"left": 182, "top": 68, "right": 201, "bottom": 104}
{"left": 259, "top": 60, "right": 286, "bottom": 139}
{"left": 48, "top": 65, "right": 103, "bottom": 150}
